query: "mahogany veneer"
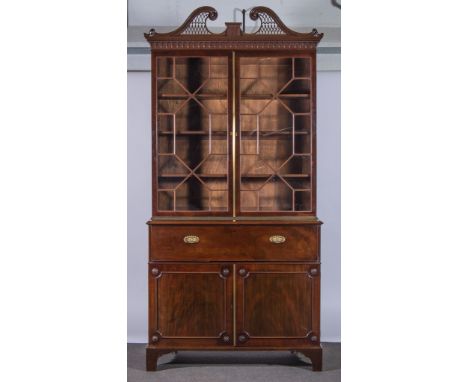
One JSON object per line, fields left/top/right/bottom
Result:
{"left": 144, "top": 6, "right": 324, "bottom": 371}
{"left": 149, "top": 222, "right": 320, "bottom": 261}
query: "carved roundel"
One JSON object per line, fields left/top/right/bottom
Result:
{"left": 238, "top": 268, "right": 249, "bottom": 278}
{"left": 218, "top": 331, "right": 231, "bottom": 343}
{"left": 237, "top": 331, "right": 250, "bottom": 343}
{"left": 309, "top": 333, "right": 318, "bottom": 342}
{"left": 220, "top": 267, "right": 230, "bottom": 278}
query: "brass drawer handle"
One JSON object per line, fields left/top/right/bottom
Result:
{"left": 183, "top": 235, "right": 199, "bottom": 244}
{"left": 269, "top": 235, "right": 286, "bottom": 244}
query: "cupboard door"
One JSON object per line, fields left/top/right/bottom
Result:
{"left": 235, "top": 263, "right": 320, "bottom": 347}
{"left": 148, "top": 263, "right": 234, "bottom": 348}
{"left": 154, "top": 54, "right": 232, "bottom": 216}
{"left": 237, "top": 55, "right": 316, "bottom": 215}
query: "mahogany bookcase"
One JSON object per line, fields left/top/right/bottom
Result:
{"left": 144, "top": 6, "right": 324, "bottom": 371}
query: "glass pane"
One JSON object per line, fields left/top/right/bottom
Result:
{"left": 210, "top": 191, "right": 228, "bottom": 211}
{"left": 158, "top": 191, "right": 174, "bottom": 211}
{"left": 258, "top": 176, "right": 293, "bottom": 212}
{"left": 295, "top": 190, "right": 311, "bottom": 211}
{"left": 294, "top": 58, "right": 311, "bottom": 78}
{"left": 175, "top": 57, "right": 209, "bottom": 93}
{"left": 175, "top": 176, "right": 209, "bottom": 211}
{"left": 156, "top": 56, "right": 229, "bottom": 212}
{"left": 239, "top": 56, "right": 312, "bottom": 212}
{"left": 157, "top": 57, "right": 173, "bottom": 78}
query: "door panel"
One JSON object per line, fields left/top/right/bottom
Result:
{"left": 148, "top": 263, "right": 233, "bottom": 348}
{"left": 235, "top": 263, "right": 320, "bottom": 347}
{"left": 154, "top": 54, "right": 233, "bottom": 216}
{"left": 237, "top": 54, "right": 315, "bottom": 216}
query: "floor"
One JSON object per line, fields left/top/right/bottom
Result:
{"left": 128, "top": 343, "right": 341, "bottom": 382}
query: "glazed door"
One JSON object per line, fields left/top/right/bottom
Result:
{"left": 153, "top": 53, "right": 233, "bottom": 216}
{"left": 148, "top": 263, "right": 234, "bottom": 348}
{"left": 235, "top": 263, "right": 320, "bottom": 347}
{"left": 236, "top": 53, "right": 316, "bottom": 216}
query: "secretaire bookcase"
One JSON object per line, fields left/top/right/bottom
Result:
{"left": 144, "top": 6, "right": 324, "bottom": 371}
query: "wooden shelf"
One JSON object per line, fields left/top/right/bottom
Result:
{"left": 241, "top": 130, "right": 309, "bottom": 137}
{"left": 158, "top": 174, "right": 310, "bottom": 179}
{"left": 279, "top": 94, "right": 310, "bottom": 98}
{"left": 158, "top": 131, "right": 227, "bottom": 136}
{"left": 159, "top": 131, "right": 308, "bottom": 137}
{"left": 241, "top": 174, "right": 310, "bottom": 178}
{"left": 159, "top": 94, "right": 227, "bottom": 99}
{"left": 158, "top": 174, "right": 227, "bottom": 178}
{"left": 241, "top": 94, "right": 310, "bottom": 100}
{"left": 159, "top": 94, "right": 308, "bottom": 100}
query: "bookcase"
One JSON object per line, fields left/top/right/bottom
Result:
{"left": 144, "top": 6, "right": 324, "bottom": 371}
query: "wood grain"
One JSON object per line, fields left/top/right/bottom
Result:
{"left": 148, "top": 263, "right": 234, "bottom": 348}
{"left": 235, "top": 263, "right": 320, "bottom": 348}
{"left": 149, "top": 224, "right": 320, "bottom": 262}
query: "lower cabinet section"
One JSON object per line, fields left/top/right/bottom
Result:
{"left": 148, "top": 262, "right": 320, "bottom": 349}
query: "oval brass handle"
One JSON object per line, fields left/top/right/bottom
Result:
{"left": 183, "top": 235, "right": 199, "bottom": 244}
{"left": 269, "top": 235, "right": 286, "bottom": 244}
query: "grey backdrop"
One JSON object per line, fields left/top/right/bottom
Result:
{"left": 127, "top": 71, "right": 341, "bottom": 342}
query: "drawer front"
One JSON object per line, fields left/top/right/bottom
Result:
{"left": 150, "top": 224, "right": 319, "bottom": 261}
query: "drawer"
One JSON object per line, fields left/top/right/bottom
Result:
{"left": 149, "top": 223, "right": 320, "bottom": 261}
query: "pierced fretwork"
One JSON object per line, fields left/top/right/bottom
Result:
{"left": 181, "top": 11, "right": 216, "bottom": 35}
{"left": 252, "top": 12, "right": 285, "bottom": 35}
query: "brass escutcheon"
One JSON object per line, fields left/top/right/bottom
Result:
{"left": 269, "top": 235, "right": 286, "bottom": 244}
{"left": 183, "top": 235, "right": 200, "bottom": 244}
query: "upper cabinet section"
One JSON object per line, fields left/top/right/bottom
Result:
{"left": 146, "top": 7, "right": 322, "bottom": 218}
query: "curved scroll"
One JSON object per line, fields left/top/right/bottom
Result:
{"left": 250, "top": 6, "right": 322, "bottom": 37}
{"left": 145, "top": 6, "right": 218, "bottom": 37}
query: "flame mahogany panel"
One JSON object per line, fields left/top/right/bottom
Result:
{"left": 148, "top": 263, "right": 234, "bottom": 348}
{"left": 235, "top": 263, "right": 320, "bottom": 348}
